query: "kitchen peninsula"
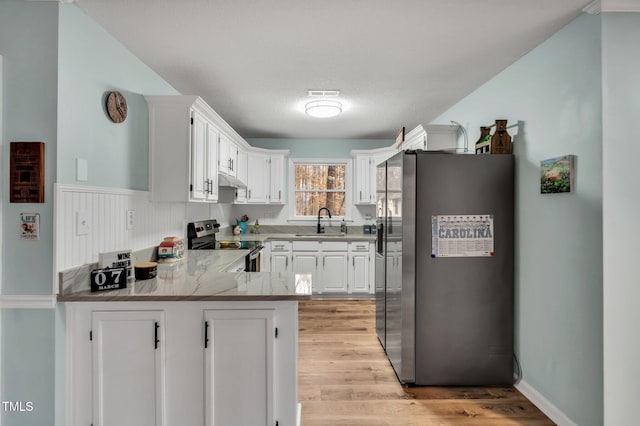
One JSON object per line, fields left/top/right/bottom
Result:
{"left": 58, "top": 248, "right": 311, "bottom": 426}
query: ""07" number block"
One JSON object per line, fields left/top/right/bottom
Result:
{"left": 90, "top": 267, "right": 127, "bottom": 292}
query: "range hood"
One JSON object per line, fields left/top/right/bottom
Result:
{"left": 218, "top": 173, "right": 247, "bottom": 189}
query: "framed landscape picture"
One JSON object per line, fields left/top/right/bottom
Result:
{"left": 540, "top": 155, "right": 575, "bottom": 194}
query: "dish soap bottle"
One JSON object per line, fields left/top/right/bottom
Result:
{"left": 340, "top": 219, "right": 347, "bottom": 234}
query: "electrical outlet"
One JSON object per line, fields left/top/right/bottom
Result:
{"left": 76, "top": 211, "right": 90, "bottom": 236}
{"left": 126, "top": 209, "right": 135, "bottom": 230}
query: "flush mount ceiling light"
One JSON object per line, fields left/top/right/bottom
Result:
{"left": 305, "top": 90, "right": 342, "bottom": 118}
{"left": 305, "top": 100, "right": 343, "bottom": 118}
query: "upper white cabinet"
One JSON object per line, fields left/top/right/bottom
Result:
{"left": 245, "top": 149, "right": 289, "bottom": 204}
{"left": 234, "top": 147, "right": 248, "bottom": 203}
{"left": 146, "top": 95, "right": 258, "bottom": 204}
{"left": 352, "top": 147, "right": 395, "bottom": 205}
{"left": 247, "top": 151, "right": 271, "bottom": 203}
{"left": 218, "top": 133, "right": 238, "bottom": 177}
{"left": 269, "top": 154, "right": 286, "bottom": 204}
{"left": 402, "top": 124, "right": 459, "bottom": 151}
{"left": 146, "top": 96, "right": 221, "bottom": 203}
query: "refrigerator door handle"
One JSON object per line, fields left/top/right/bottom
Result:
{"left": 376, "top": 223, "right": 384, "bottom": 254}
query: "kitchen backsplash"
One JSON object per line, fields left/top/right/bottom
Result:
{"left": 55, "top": 184, "right": 186, "bottom": 273}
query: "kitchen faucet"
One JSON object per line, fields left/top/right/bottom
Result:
{"left": 317, "top": 207, "right": 332, "bottom": 233}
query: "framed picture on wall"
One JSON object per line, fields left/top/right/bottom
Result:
{"left": 540, "top": 155, "right": 575, "bottom": 194}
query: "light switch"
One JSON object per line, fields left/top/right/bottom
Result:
{"left": 126, "top": 209, "right": 135, "bottom": 230}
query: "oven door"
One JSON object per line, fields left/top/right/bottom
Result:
{"left": 245, "top": 246, "right": 264, "bottom": 272}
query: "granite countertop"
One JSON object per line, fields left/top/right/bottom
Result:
{"left": 57, "top": 227, "right": 375, "bottom": 302}
{"left": 58, "top": 249, "right": 312, "bottom": 302}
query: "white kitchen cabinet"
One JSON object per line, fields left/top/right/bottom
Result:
{"left": 319, "top": 241, "right": 349, "bottom": 293}
{"left": 245, "top": 150, "right": 288, "bottom": 204}
{"left": 352, "top": 147, "right": 395, "bottom": 205}
{"left": 247, "top": 151, "right": 270, "bottom": 203}
{"left": 354, "top": 155, "right": 373, "bottom": 204}
{"left": 403, "top": 124, "right": 459, "bottom": 151}
{"left": 218, "top": 133, "right": 238, "bottom": 177}
{"left": 269, "top": 241, "right": 292, "bottom": 273}
{"left": 146, "top": 96, "right": 220, "bottom": 203}
{"left": 292, "top": 241, "right": 320, "bottom": 293}
{"left": 234, "top": 147, "right": 248, "bottom": 203}
{"left": 290, "top": 240, "right": 375, "bottom": 294}
{"left": 91, "top": 310, "right": 165, "bottom": 426}
{"left": 349, "top": 242, "right": 371, "bottom": 294}
{"left": 204, "top": 309, "right": 274, "bottom": 426}
{"left": 66, "top": 301, "right": 298, "bottom": 426}
{"left": 269, "top": 154, "right": 286, "bottom": 204}
{"left": 321, "top": 253, "right": 349, "bottom": 293}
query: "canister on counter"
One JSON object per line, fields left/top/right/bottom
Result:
{"left": 158, "top": 236, "right": 185, "bottom": 262}
{"left": 134, "top": 262, "right": 158, "bottom": 280}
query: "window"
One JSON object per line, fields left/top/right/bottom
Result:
{"left": 292, "top": 160, "right": 349, "bottom": 218}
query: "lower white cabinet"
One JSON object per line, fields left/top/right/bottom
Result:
{"left": 348, "top": 242, "right": 372, "bottom": 294}
{"left": 291, "top": 241, "right": 319, "bottom": 293}
{"left": 66, "top": 301, "right": 298, "bottom": 426}
{"left": 91, "top": 310, "right": 165, "bottom": 426}
{"left": 320, "top": 250, "right": 349, "bottom": 293}
{"left": 288, "top": 240, "right": 374, "bottom": 294}
{"left": 269, "top": 241, "right": 292, "bottom": 273}
{"left": 204, "top": 309, "right": 274, "bottom": 426}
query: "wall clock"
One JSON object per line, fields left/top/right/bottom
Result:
{"left": 106, "top": 91, "right": 128, "bottom": 123}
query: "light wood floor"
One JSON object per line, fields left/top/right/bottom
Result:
{"left": 298, "top": 300, "right": 555, "bottom": 426}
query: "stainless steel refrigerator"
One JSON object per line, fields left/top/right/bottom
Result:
{"left": 375, "top": 150, "right": 514, "bottom": 385}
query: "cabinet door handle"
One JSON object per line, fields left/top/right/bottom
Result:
{"left": 352, "top": 256, "right": 355, "bottom": 267}
{"left": 360, "top": 190, "right": 362, "bottom": 201}
{"left": 315, "top": 257, "right": 318, "bottom": 268}
{"left": 285, "top": 257, "right": 288, "bottom": 268}
{"left": 154, "top": 322, "right": 160, "bottom": 350}
{"left": 279, "top": 190, "right": 281, "bottom": 200}
{"left": 204, "top": 321, "right": 209, "bottom": 348}
{"left": 248, "top": 189, "right": 251, "bottom": 199}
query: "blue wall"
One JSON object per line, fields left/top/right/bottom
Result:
{"left": 1, "top": 1, "right": 58, "bottom": 425}
{"left": 432, "top": 13, "right": 603, "bottom": 426}
{"left": 57, "top": 5, "right": 178, "bottom": 190}
{"left": 1, "top": 3, "right": 180, "bottom": 425}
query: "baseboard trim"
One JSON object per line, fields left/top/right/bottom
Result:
{"left": 0, "top": 295, "right": 57, "bottom": 309}
{"left": 515, "top": 379, "right": 577, "bottom": 426}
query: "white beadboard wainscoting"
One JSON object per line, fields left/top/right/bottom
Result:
{"left": 54, "top": 184, "right": 187, "bottom": 284}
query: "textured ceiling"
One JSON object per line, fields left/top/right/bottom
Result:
{"left": 76, "top": 0, "right": 592, "bottom": 139}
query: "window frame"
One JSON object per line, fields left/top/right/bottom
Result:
{"left": 288, "top": 158, "right": 352, "bottom": 222}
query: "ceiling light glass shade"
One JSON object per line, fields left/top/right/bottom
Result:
{"left": 305, "top": 100, "right": 342, "bottom": 118}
